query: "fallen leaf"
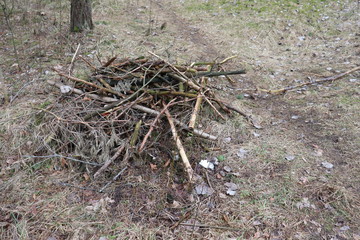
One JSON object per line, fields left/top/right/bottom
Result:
{"left": 83, "top": 173, "right": 90, "bottom": 181}
{"left": 60, "top": 157, "right": 69, "bottom": 168}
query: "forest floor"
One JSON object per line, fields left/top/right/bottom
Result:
{"left": 1, "top": 0, "right": 360, "bottom": 239}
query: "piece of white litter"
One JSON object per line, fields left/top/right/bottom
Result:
{"left": 199, "top": 160, "right": 214, "bottom": 170}
{"left": 285, "top": 155, "right": 295, "bottom": 161}
{"left": 226, "top": 189, "right": 236, "bottom": 196}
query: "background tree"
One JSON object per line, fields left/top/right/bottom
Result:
{"left": 70, "top": 0, "right": 94, "bottom": 32}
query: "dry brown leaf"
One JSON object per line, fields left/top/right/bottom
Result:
{"left": 83, "top": 173, "right": 90, "bottom": 181}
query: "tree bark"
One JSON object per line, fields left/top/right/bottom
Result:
{"left": 70, "top": 0, "right": 94, "bottom": 32}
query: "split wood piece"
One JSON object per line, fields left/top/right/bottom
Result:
{"left": 258, "top": 66, "right": 360, "bottom": 95}
{"left": 94, "top": 143, "right": 126, "bottom": 179}
{"left": 138, "top": 99, "right": 176, "bottom": 153}
{"left": 52, "top": 68, "right": 125, "bottom": 98}
{"left": 47, "top": 81, "right": 218, "bottom": 140}
{"left": 189, "top": 91, "right": 203, "bottom": 129}
{"left": 165, "top": 108, "right": 194, "bottom": 183}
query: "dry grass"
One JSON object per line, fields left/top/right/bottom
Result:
{"left": 1, "top": 0, "right": 359, "bottom": 239}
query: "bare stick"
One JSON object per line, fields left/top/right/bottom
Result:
{"left": 189, "top": 91, "right": 203, "bottom": 129}
{"left": 78, "top": 55, "right": 97, "bottom": 71}
{"left": 99, "top": 166, "right": 128, "bottom": 193}
{"left": 102, "top": 56, "right": 117, "bottom": 68}
{"left": 52, "top": 68, "right": 124, "bottom": 98}
{"left": 258, "top": 66, "right": 360, "bottom": 94}
{"left": 94, "top": 143, "right": 126, "bottom": 179}
{"left": 165, "top": 108, "right": 194, "bottom": 183}
{"left": 138, "top": 99, "right": 176, "bottom": 152}
{"left": 68, "top": 43, "right": 81, "bottom": 75}
{"left": 179, "top": 223, "right": 242, "bottom": 231}
{"left": 203, "top": 95, "right": 225, "bottom": 120}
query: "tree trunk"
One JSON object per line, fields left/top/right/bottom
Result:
{"left": 70, "top": 0, "right": 94, "bottom": 32}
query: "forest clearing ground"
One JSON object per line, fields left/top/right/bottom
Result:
{"left": 1, "top": 0, "right": 359, "bottom": 239}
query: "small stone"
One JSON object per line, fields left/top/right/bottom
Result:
{"left": 219, "top": 171, "right": 226, "bottom": 177}
{"left": 223, "top": 166, "right": 232, "bottom": 172}
{"left": 236, "top": 148, "right": 248, "bottom": 158}
{"left": 321, "top": 162, "right": 334, "bottom": 169}
{"left": 223, "top": 137, "right": 231, "bottom": 143}
{"left": 195, "top": 184, "right": 214, "bottom": 196}
{"left": 224, "top": 182, "right": 238, "bottom": 191}
{"left": 219, "top": 193, "right": 227, "bottom": 199}
{"left": 253, "top": 220, "right": 262, "bottom": 226}
{"left": 340, "top": 226, "right": 350, "bottom": 231}
{"left": 298, "top": 36, "right": 306, "bottom": 41}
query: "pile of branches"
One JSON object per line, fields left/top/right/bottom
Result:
{"left": 48, "top": 52, "right": 247, "bottom": 186}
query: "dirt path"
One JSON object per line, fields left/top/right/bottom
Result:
{"left": 152, "top": 0, "right": 222, "bottom": 59}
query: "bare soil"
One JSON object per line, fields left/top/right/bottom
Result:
{"left": 1, "top": 0, "right": 359, "bottom": 239}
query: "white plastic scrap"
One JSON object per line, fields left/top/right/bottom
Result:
{"left": 199, "top": 160, "right": 214, "bottom": 170}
